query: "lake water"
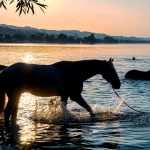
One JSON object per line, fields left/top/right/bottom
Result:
{"left": 0, "top": 44, "right": 150, "bottom": 149}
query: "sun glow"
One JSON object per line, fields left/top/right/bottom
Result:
{"left": 21, "top": 54, "right": 34, "bottom": 63}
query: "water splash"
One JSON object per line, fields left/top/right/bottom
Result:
{"left": 113, "top": 98, "right": 124, "bottom": 113}
{"left": 31, "top": 97, "right": 123, "bottom": 124}
{"left": 31, "top": 97, "right": 74, "bottom": 124}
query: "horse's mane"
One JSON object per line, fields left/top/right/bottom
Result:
{"left": 53, "top": 59, "right": 107, "bottom": 68}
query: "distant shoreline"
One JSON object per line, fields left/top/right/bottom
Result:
{"left": 0, "top": 42, "right": 150, "bottom": 45}
{"left": 1, "top": 24, "right": 150, "bottom": 44}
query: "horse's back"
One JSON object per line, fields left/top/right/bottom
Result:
{"left": 1, "top": 62, "right": 31, "bottom": 77}
{"left": 1, "top": 62, "right": 61, "bottom": 83}
{"left": 0, "top": 62, "right": 63, "bottom": 95}
{"left": 0, "top": 62, "right": 32, "bottom": 88}
{"left": 125, "top": 70, "right": 150, "bottom": 80}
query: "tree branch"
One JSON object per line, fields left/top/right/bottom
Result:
{"left": 0, "top": 0, "right": 47, "bottom": 15}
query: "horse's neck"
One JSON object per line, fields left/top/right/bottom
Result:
{"left": 77, "top": 60, "right": 106, "bottom": 81}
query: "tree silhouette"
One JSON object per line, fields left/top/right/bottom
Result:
{"left": 103, "top": 36, "right": 118, "bottom": 43}
{"left": 0, "top": 0, "right": 47, "bottom": 15}
{"left": 84, "top": 33, "right": 97, "bottom": 44}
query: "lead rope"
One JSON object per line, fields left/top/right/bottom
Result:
{"left": 112, "top": 87, "right": 144, "bottom": 113}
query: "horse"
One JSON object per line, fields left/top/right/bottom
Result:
{"left": 0, "top": 58, "right": 120, "bottom": 122}
{"left": 125, "top": 70, "right": 150, "bottom": 80}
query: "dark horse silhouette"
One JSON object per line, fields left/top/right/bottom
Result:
{"left": 125, "top": 70, "right": 150, "bottom": 80}
{"left": 0, "top": 58, "right": 120, "bottom": 122}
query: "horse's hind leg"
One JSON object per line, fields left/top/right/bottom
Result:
{"left": 4, "top": 98, "right": 13, "bottom": 122}
{"left": 11, "top": 96, "right": 20, "bottom": 122}
{"left": 4, "top": 91, "right": 21, "bottom": 122}
{"left": 70, "top": 94, "right": 94, "bottom": 116}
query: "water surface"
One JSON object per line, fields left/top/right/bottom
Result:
{"left": 0, "top": 44, "right": 150, "bottom": 149}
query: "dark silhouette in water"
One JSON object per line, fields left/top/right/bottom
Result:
{"left": 125, "top": 70, "right": 150, "bottom": 80}
{"left": 132, "top": 57, "right": 136, "bottom": 60}
{"left": 0, "top": 58, "right": 120, "bottom": 122}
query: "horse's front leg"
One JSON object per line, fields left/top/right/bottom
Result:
{"left": 70, "top": 94, "right": 94, "bottom": 116}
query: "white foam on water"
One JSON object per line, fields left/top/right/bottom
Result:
{"left": 113, "top": 98, "right": 124, "bottom": 113}
{"left": 31, "top": 97, "right": 123, "bottom": 124}
{"left": 32, "top": 97, "right": 74, "bottom": 123}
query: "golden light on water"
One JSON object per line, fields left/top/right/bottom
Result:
{"left": 21, "top": 54, "right": 34, "bottom": 63}
{"left": 18, "top": 94, "right": 63, "bottom": 145}
{"left": 18, "top": 93, "right": 37, "bottom": 145}
{"left": 19, "top": 123, "right": 36, "bottom": 145}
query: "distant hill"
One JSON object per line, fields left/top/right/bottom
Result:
{"left": 0, "top": 24, "right": 150, "bottom": 43}
{"left": 0, "top": 24, "right": 106, "bottom": 39}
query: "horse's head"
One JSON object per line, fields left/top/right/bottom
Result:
{"left": 102, "top": 58, "right": 121, "bottom": 89}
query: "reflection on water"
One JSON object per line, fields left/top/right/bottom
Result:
{"left": 0, "top": 44, "right": 150, "bottom": 149}
{"left": 21, "top": 54, "right": 34, "bottom": 63}
{"left": 0, "top": 118, "right": 123, "bottom": 149}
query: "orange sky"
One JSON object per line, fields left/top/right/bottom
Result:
{"left": 1, "top": 0, "right": 150, "bottom": 37}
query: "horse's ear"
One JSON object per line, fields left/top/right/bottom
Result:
{"left": 109, "top": 58, "right": 113, "bottom": 62}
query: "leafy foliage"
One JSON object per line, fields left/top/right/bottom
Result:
{"left": 0, "top": 31, "right": 119, "bottom": 44}
{"left": 0, "top": 0, "right": 47, "bottom": 15}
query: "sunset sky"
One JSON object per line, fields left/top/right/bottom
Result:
{"left": 1, "top": 0, "right": 150, "bottom": 37}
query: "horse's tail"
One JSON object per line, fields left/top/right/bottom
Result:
{"left": 0, "top": 65, "right": 7, "bottom": 114}
{"left": 0, "top": 75, "right": 5, "bottom": 114}
{"left": 0, "top": 88, "right": 5, "bottom": 114}
{"left": 0, "top": 65, "right": 7, "bottom": 71}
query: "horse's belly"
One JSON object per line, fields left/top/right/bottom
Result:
{"left": 26, "top": 87, "right": 59, "bottom": 97}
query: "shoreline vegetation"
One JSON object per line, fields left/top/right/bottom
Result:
{"left": 1, "top": 24, "right": 150, "bottom": 44}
